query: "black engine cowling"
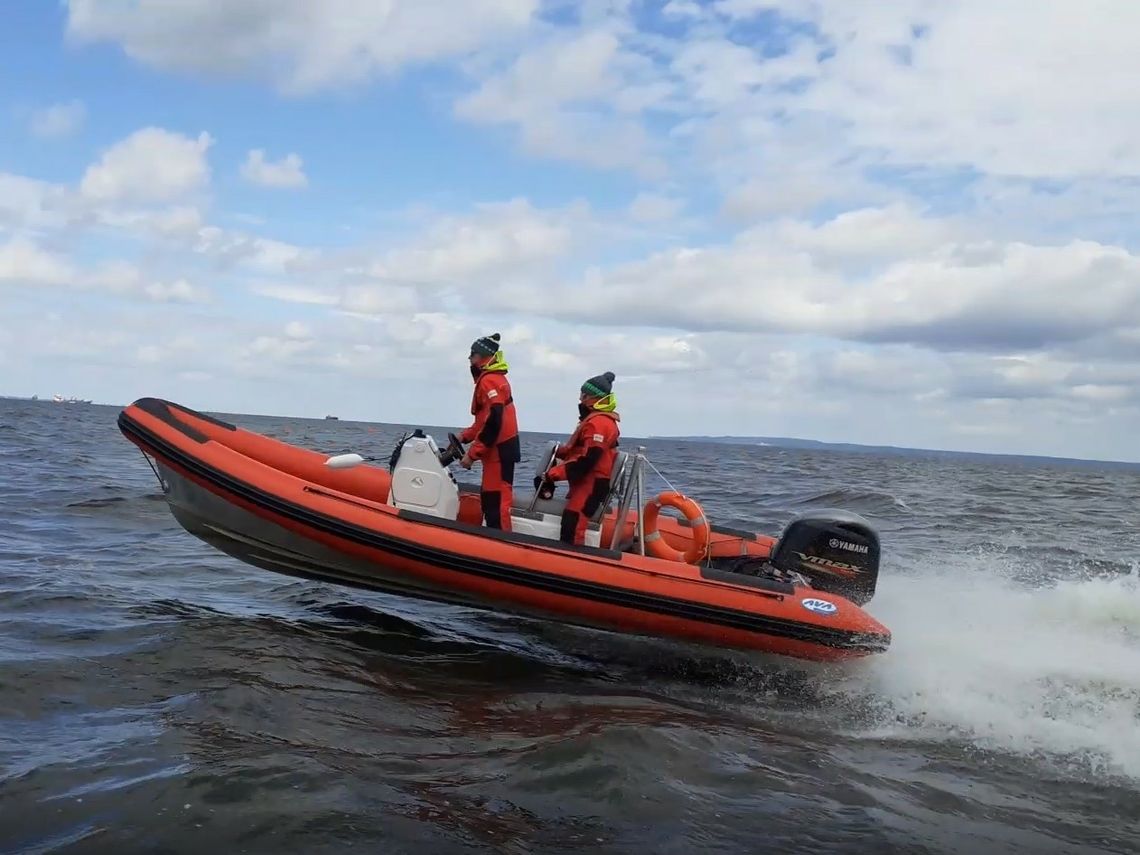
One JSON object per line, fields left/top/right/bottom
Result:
{"left": 769, "top": 509, "right": 881, "bottom": 605}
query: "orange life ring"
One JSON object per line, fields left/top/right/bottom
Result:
{"left": 643, "top": 491, "right": 711, "bottom": 564}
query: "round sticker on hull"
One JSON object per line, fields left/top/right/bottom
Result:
{"left": 802, "top": 597, "right": 837, "bottom": 615}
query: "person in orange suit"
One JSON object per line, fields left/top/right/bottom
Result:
{"left": 542, "top": 372, "right": 621, "bottom": 545}
{"left": 458, "top": 333, "right": 521, "bottom": 530}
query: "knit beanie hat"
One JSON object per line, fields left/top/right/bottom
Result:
{"left": 581, "top": 371, "right": 615, "bottom": 397}
{"left": 470, "top": 332, "right": 501, "bottom": 358}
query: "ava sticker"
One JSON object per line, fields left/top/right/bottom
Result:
{"left": 801, "top": 597, "right": 837, "bottom": 615}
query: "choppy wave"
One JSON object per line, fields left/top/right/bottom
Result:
{"left": 794, "top": 487, "right": 914, "bottom": 514}
{"left": 3, "top": 398, "right": 1140, "bottom": 853}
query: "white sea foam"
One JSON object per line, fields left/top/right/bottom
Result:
{"left": 837, "top": 556, "right": 1140, "bottom": 780}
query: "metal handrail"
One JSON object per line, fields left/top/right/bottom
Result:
{"left": 526, "top": 440, "right": 560, "bottom": 513}
{"left": 609, "top": 446, "right": 647, "bottom": 553}
{"left": 526, "top": 442, "right": 649, "bottom": 554}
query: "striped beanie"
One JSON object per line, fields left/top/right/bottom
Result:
{"left": 470, "top": 332, "right": 501, "bottom": 358}
{"left": 581, "top": 371, "right": 615, "bottom": 397}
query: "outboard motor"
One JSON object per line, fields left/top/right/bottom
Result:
{"left": 769, "top": 509, "right": 881, "bottom": 605}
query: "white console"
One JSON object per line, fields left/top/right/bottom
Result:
{"left": 388, "top": 433, "right": 460, "bottom": 520}
{"left": 387, "top": 432, "right": 604, "bottom": 548}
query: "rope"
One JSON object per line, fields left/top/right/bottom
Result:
{"left": 139, "top": 450, "right": 168, "bottom": 492}
{"left": 643, "top": 455, "right": 683, "bottom": 496}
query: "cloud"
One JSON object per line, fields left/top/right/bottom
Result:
{"left": 139, "top": 278, "right": 212, "bottom": 303}
{"left": 191, "top": 227, "right": 311, "bottom": 275}
{"left": 241, "top": 149, "right": 308, "bottom": 189}
{"left": 242, "top": 197, "right": 613, "bottom": 327}
{"left": 248, "top": 283, "right": 341, "bottom": 307}
{"left": 96, "top": 205, "right": 206, "bottom": 241}
{"left": 370, "top": 198, "right": 587, "bottom": 284}
{"left": 699, "top": 1, "right": 1140, "bottom": 180}
{"left": 628, "top": 193, "right": 683, "bottom": 223}
{"left": 0, "top": 173, "right": 75, "bottom": 233}
{"left": 61, "top": 2, "right": 1140, "bottom": 190}
{"left": 0, "top": 236, "right": 76, "bottom": 286}
{"left": 199, "top": 192, "right": 1140, "bottom": 439}
{"left": 454, "top": 26, "right": 670, "bottom": 177}
{"left": 483, "top": 205, "right": 1140, "bottom": 358}
{"left": 28, "top": 100, "right": 87, "bottom": 139}
{"left": 0, "top": 169, "right": 205, "bottom": 242}
{"left": 527, "top": 331, "right": 711, "bottom": 382}
{"left": 64, "top": 0, "right": 540, "bottom": 94}
{"left": 79, "top": 127, "right": 214, "bottom": 204}
{"left": 0, "top": 237, "right": 210, "bottom": 304}
{"left": 10, "top": 3, "right": 1140, "bottom": 461}
{"left": 7, "top": 128, "right": 1140, "bottom": 398}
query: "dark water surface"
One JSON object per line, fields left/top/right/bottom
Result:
{"left": 2, "top": 399, "right": 1138, "bottom": 853}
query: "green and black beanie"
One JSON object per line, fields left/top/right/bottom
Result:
{"left": 581, "top": 371, "right": 615, "bottom": 398}
{"left": 470, "top": 332, "right": 501, "bottom": 358}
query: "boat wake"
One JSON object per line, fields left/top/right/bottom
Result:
{"left": 374, "top": 547, "right": 1140, "bottom": 785}
{"left": 825, "top": 553, "right": 1140, "bottom": 783}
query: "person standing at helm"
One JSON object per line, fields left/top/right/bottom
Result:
{"left": 542, "top": 372, "right": 621, "bottom": 546}
{"left": 458, "top": 333, "right": 521, "bottom": 531}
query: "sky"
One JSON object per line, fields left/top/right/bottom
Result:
{"left": 3, "top": 1, "right": 1140, "bottom": 462}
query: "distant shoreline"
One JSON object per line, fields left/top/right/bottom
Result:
{"left": 3, "top": 394, "right": 1137, "bottom": 468}
{"left": 651, "top": 434, "right": 1140, "bottom": 470}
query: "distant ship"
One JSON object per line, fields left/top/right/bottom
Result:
{"left": 325, "top": 415, "right": 339, "bottom": 420}
{"left": 52, "top": 394, "right": 93, "bottom": 404}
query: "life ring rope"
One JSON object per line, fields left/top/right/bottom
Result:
{"left": 642, "top": 491, "right": 711, "bottom": 564}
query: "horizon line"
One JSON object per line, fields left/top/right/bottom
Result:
{"left": 5, "top": 393, "right": 1137, "bottom": 468}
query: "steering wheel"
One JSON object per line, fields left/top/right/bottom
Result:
{"left": 438, "top": 432, "right": 466, "bottom": 466}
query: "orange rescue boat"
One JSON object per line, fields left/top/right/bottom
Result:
{"left": 117, "top": 397, "right": 891, "bottom": 662}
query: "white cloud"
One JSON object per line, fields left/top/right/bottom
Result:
{"left": 141, "top": 278, "right": 211, "bottom": 303}
{"left": 84, "top": 263, "right": 211, "bottom": 304}
{"left": 61, "top": 1, "right": 1140, "bottom": 192}
{"left": 0, "top": 236, "right": 76, "bottom": 286}
{"left": 10, "top": 3, "right": 1140, "bottom": 462}
{"left": 337, "top": 284, "right": 423, "bottom": 317}
{"left": 97, "top": 205, "right": 206, "bottom": 241}
{"left": 483, "top": 205, "right": 1140, "bottom": 359}
{"left": 0, "top": 168, "right": 205, "bottom": 243}
{"left": 368, "top": 198, "right": 589, "bottom": 285}
{"left": 240, "top": 198, "right": 606, "bottom": 323}
{"left": 80, "top": 127, "right": 214, "bottom": 204}
{"left": 454, "top": 27, "right": 670, "bottom": 176}
{"left": 240, "top": 333, "right": 316, "bottom": 363}
{"left": 773, "top": 203, "right": 966, "bottom": 267}
{"left": 0, "top": 173, "right": 74, "bottom": 233}
{"left": 0, "top": 236, "right": 210, "bottom": 304}
{"left": 249, "top": 283, "right": 340, "bottom": 306}
{"left": 28, "top": 100, "right": 87, "bottom": 139}
{"left": 241, "top": 149, "right": 308, "bottom": 189}
{"left": 662, "top": 0, "right": 704, "bottom": 20}
{"left": 284, "top": 321, "right": 311, "bottom": 339}
{"left": 628, "top": 193, "right": 683, "bottom": 223}
{"left": 703, "top": 1, "right": 1140, "bottom": 179}
{"left": 65, "top": 0, "right": 540, "bottom": 94}
{"left": 528, "top": 331, "right": 710, "bottom": 381}
{"left": 192, "top": 227, "right": 310, "bottom": 274}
